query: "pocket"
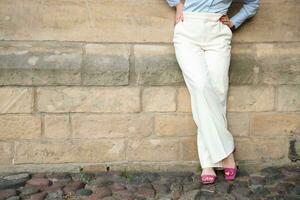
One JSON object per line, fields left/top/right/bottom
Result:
{"left": 173, "top": 20, "right": 183, "bottom": 38}
{"left": 223, "top": 23, "right": 232, "bottom": 36}
{"left": 174, "top": 20, "right": 182, "bottom": 31}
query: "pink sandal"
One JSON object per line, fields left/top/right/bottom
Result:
{"left": 224, "top": 147, "right": 238, "bottom": 181}
{"left": 200, "top": 174, "right": 217, "bottom": 184}
{"left": 224, "top": 167, "right": 238, "bottom": 180}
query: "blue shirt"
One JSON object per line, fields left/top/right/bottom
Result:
{"left": 166, "top": 0, "right": 259, "bottom": 29}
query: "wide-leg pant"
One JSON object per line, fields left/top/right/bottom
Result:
{"left": 173, "top": 11, "right": 235, "bottom": 168}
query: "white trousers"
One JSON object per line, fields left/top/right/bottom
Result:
{"left": 173, "top": 11, "right": 235, "bottom": 168}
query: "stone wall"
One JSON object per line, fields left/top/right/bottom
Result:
{"left": 0, "top": 0, "right": 299, "bottom": 173}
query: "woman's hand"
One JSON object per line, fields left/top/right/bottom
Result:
{"left": 219, "top": 15, "right": 234, "bottom": 28}
{"left": 175, "top": 1, "right": 185, "bottom": 25}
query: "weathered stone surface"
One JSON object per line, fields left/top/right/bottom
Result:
{"left": 229, "top": 1, "right": 300, "bottom": 43}
{"left": 0, "top": 173, "right": 30, "bottom": 189}
{"left": 0, "top": 87, "right": 33, "bottom": 113}
{"left": 251, "top": 112, "right": 300, "bottom": 137}
{"left": 142, "top": 87, "right": 176, "bottom": 112}
{"left": 63, "top": 180, "right": 85, "bottom": 195}
{"left": 89, "top": 187, "right": 112, "bottom": 199}
{"left": 44, "top": 190, "right": 63, "bottom": 200}
{"left": 227, "top": 112, "right": 249, "bottom": 137}
{"left": 29, "top": 191, "right": 48, "bottom": 200}
{"left": 0, "top": 142, "right": 12, "bottom": 165}
{"left": 6, "top": 196, "right": 20, "bottom": 200}
{"left": 19, "top": 186, "right": 40, "bottom": 197}
{"left": 26, "top": 178, "right": 50, "bottom": 187}
{"left": 127, "top": 138, "right": 179, "bottom": 161}
{"left": 235, "top": 138, "right": 288, "bottom": 161}
{"left": 44, "top": 114, "right": 70, "bottom": 139}
{"left": 0, "top": 1, "right": 299, "bottom": 43}
{"left": 227, "top": 86, "right": 275, "bottom": 111}
{"left": 177, "top": 87, "right": 192, "bottom": 112}
{"left": 0, "top": 0, "right": 172, "bottom": 42}
{"left": 75, "top": 188, "right": 92, "bottom": 196}
{"left": 14, "top": 139, "right": 125, "bottom": 164}
{"left": 37, "top": 87, "right": 140, "bottom": 113}
{"left": 256, "top": 43, "right": 300, "bottom": 85}
{"left": 1, "top": 165, "right": 299, "bottom": 199}
{"left": 277, "top": 85, "right": 300, "bottom": 111}
{"left": 72, "top": 113, "right": 153, "bottom": 138}
{"left": 0, "top": 189, "right": 17, "bottom": 200}
{"left": 113, "top": 190, "right": 135, "bottom": 200}
{"left": 180, "top": 137, "right": 198, "bottom": 161}
{"left": 229, "top": 43, "right": 260, "bottom": 85}
{"left": 133, "top": 45, "right": 184, "bottom": 85}
{"left": 0, "top": 42, "right": 82, "bottom": 86}
{"left": 83, "top": 44, "right": 130, "bottom": 85}
{"left": 0, "top": 114, "right": 41, "bottom": 139}
{"left": 155, "top": 114, "right": 196, "bottom": 136}
{"left": 179, "top": 189, "right": 201, "bottom": 200}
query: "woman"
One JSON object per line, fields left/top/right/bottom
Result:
{"left": 166, "top": 0, "right": 259, "bottom": 184}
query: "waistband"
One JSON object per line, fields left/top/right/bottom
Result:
{"left": 182, "top": 11, "right": 223, "bottom": 21}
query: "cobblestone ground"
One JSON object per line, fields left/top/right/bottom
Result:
{"left": 0, "top": 165, "right": 299, "bottom": 200}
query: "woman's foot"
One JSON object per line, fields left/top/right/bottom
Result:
{"left": 222, "top": 151, "right": 236, "bottom": 168}
{"left": 200, "top": 167, "right": 217, "bottom": 184}
{"left": 222, "top": 149, "right": 238, "bottom": 180}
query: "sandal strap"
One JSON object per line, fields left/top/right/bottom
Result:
{"left": 224, "top": 168, "right": 237, "bottom": 176}
{"left": 201, "top": 174, "right": 216, "bottom": 177}
{"left": 201, "top": 175, "right": 216, "bottom": 180}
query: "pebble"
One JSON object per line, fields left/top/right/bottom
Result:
{"left": 75, "top": 188, "right": 93, "bottom": 196}
{"left": 0, "top": 173, "right": 30, "bottom": 189}
{"left": 44, "top": 190, "right": 63, "bottom": 200}
{"left": 0, "top": 188, "right": 17, "bottom": 200}
{"left": 18, "top": 186, "right": 40, "bottom": 197}
{"left": 6, "top": 196, "right": 20, "bottom": 200}
{"left": 26, "top": 178, "right": 50, "bottom": 187}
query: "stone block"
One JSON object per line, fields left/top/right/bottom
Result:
{"left": 154, "top": 114, "right": 196, "bottom": 136}
{"left": 133, "top": 45, "right": 184, "bottom": 85}
{"left": 177, "top": 87, "right": 192, "bottom": 113}
{"left": 127, "top": 138, "right": 179, "bottom": 161}
{"left": 235, "top": 137, "right": 288, "bottom": 161}
{"left": 0, "top": 142, "right": 12, "bottom": 164}
{"left": 0, "top": 42, "right": 82, "bottom": 85}
{"left": 251, "top": 112, "right": 300, "bottom": 137}
{"left": 0, "top": 114, "right": 41, "bottom": 139}
{"left": 83, "top": 44, "right": 130, "bottom": 85}
{"left": 227, "top": 112, "right": 250, "bottom": 137}
{"left": 37, "top": 87, "right": 140, "bottom": 113}
{"left": 180, "top": 137, "right": 198, "bottom": 161}
{"left": 14, "top": 139, "right": 125, "bottom": 164}
{"left": 142, "top": 87, "right": 176, "bottom": 112}
{"left": 256, "top": 43, "right": 300, "bottom": 85}
{"left": 71, "top": 113, "right": 153, "bottom": 138}
{"left": 227, "top": 86, "right": 275, "bottom": 111}
{"left": 44, "top": 114, "right": 71, "bottom": 139}
{"left": 277, "top": 85, "right": 300, "bottom": 111}
{"left": 0, "top": 87, "right": 33, "bottom": 113}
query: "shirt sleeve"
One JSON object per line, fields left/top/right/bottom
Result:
{"left": 230, "top": 0, "right": 260, "bottom": 29}
{"left": 166, "top": 0, "right": 180, "bottom": 7}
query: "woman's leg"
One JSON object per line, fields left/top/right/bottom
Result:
{"left": 173, "top": 37, "right": 234, "bottom": 168}
{"left": 203, "top": 22, "right": 236, "bottom": 168}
